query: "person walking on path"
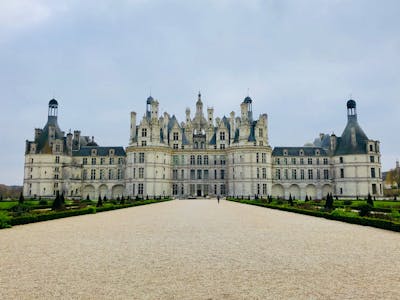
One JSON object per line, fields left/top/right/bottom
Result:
{"left": 217, "top": 195, "right": 220, "bottom": 204}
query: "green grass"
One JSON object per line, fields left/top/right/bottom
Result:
{"left": 0, "top": 202, "right": 18, "bottom": 209}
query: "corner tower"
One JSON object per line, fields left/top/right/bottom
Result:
{"left": 331, "top": 99, "right": 383, "bottom": 197}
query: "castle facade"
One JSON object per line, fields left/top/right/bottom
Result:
{"left": 23, "top": 94, "right": 383, "bottom": 199}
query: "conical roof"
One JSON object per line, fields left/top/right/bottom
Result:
{"left": 335, "top": 117, "right": 369, "bottom": 155}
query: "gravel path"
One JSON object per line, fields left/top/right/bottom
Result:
{"left": 1, "top": 199, "right": 399, "bottom": 299}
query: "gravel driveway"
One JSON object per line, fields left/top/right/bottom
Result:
{"left": 1, "top": 199, "right": 399, "bottom": 299}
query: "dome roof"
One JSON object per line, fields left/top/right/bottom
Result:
{"left": 49, "top": 99, "right": 58, "bottom": 106}
{"left": 347, "top": 99, "right": 356, "bottom": 109}
{"left": 244, "top": 96, "right": 252, "bottom": 104}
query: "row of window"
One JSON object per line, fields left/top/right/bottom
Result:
{"left": 82, "top": 157, "right": 124, "bottom": 165}
{"left": 275, "top": 169, "right": 330, "bottom": 180}
{"left": 338, "top": 167, "right": 381, "bottom": 179}
{"left": 82, "top": 169, "right": 123, "bottom": 180}
{"left": 132, "top": 153, "right": 146, "bottom": 163}
{"left": 275, "top": 157, "right": 329, "bottom": 165}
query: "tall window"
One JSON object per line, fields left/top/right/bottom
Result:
{"left": 117, "top": 169, "right": 123, "bottom": 180}
{"left": 340, "top": 168, "right": 344, "bottom": 178}
{"left": 308, "top": 158, "right": 312, "bottom": 165}
{"left": 323, "top": 158, "right": 328, "bottom": 165}
{"left": 190, "top": 169, "right": 195, "bottom": 180}
{"left": 276, "top": 169, "right": 281, "bottom": 180}
{"left": 173, "top": 132, "right": 179, "bottom": 141}
{"left": 190, "top": 155, "right": 195, "bottom": 165}
{"left": 204, "top": 170, "right": 209, "bottom": 179}
{"left": 172, "top": 184, "right": 178, "bottom": 195}
{"left": 371, "top": 168, "right": 376, "bottom": 178}
{"left": 220, "top": 184, "right": 226, "bottom": 195}
{"left": 109, "top": 157, "right": 114, "bottom": 164}
{"left": 138, "top": 183, "right": 144, "bottom": 195}
{"left": 118, "top": 157, "right": 123, "bottom": 164}
{"left": 370, "top": 156, "right": 375, "bottom": 163}
{"left": 204, "top": 155, "right": 209, "bottom": 165}
{"left": 324, "top": 169, "right": 329, "bottom": 180}
{"left": 55, "top": 156, "right": 60, "bottom": 163}
{"left": 92, "top": 158, "right": 96, "bottom": 165}
{"left": 292, "top": 169, "right": 297, "bottom": 180}
{"left": 220, "top": 131, "right": 225, "bottom": 141}
{"left": 339, "top": 157, "right": 344, "bottom": 163}
{"left": 197, "top": 170, "right": 202, "bottom": 179}
{"left": 256, "top": 153, "right": 259, "bottom": 163}
{"left": 197, "top": 155, "right": 202, "bottom": 165}
{"left": 291, "top": 158, "right": 296, "bottom": 164}
{"left": 220, "top": 144, "right": 225, "bottom": 149}
{"left": 100, "top": 158, "right": 105, "bottom": 165}
{"left": 259, "top": 128, "right": 263, "bottom": 137}
{"left": 139, "top": 153, "right": 145, "bottom": 163}
{"left": 308, "top": 169, "right": 313, "bottom": 180}
{"left": 262, "top": 168, "right": 266, "bottom": 179}
{"left": 100, "top": 169, "right": 104, "bottom": 180}
{"left": 300, "top": 158, "right": 304, "bottom": 165}
{"left": 109, "top": 169, "right": 113, "bottom": 180}
{"left": 300, "top": 169, "right": 305, "bottom": 180}
{"left": 139, "top": 168, "right": 144, "bottom": 178}
{"left": 257, "top": 168, "right": 260, "bottom": 179}
{"left": 83, "top": 158, "right": 87, "bottom": 165}
{"left": 142, "top": 128, "right": 147, "bottom": 137}
{"left": 90, "top": 169, "right": 96, "bottom": 180}
{"left": 262, "top": 153, "right": 266, "bottom": 163}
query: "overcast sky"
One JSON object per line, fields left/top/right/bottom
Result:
{"left": 0, "top": 0, "right": 399, "bottom": 185}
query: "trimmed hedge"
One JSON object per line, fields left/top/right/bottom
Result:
{"left": 8, "top": 199, "right": 171, "bottom": 227}
{"left": 227, "top": 198, "right": 400, "bottom": 232}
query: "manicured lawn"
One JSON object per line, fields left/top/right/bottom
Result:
{"left": 227, "top": 197, "right": 400, "bottom": 232}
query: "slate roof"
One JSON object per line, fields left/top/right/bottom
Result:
{"left": 35, "top": 116, "right": 65, "bottom": 154}
{"left": 335, "top": 116, "right": 369, "bottom": 155}
{"left": 272, "top": 147, "right": 328, "bottom": 156}
{"left": 72, "top": 146, "right": 126, "bottom": 157}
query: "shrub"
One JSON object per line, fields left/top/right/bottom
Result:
{"left": 343, "top": 200, "right": 352, "bottom": 206}
{"left": 52, "top": 191, "right": 65, "bottom": 211}
{"left": 0, "top": 211, "right": 11, "bottom": 228}
{"left": 88, "top": 206, "right": 96, "bottom": 214}
{"left": 97, "top": 195, "right": 103, "bottom": 207}
{"left": 39, "top": 199, "right": 48, "bottom": 205}
{"left": 367, "top": 193, "right": 374, "bottom": 207}
{"left": 358, "top": 204, "right": 372, "bottom": 217}
{"left": 18, "top": 192, "right": 24, "bottom": 204}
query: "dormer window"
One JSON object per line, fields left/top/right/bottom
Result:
{"left": 299, "top": 149, "right": 304, "bottom": 156}
{"left": 109, "top": 149, "right": 115, "bottom": 156}
{"left": 315, "top": 149, "right": 320, "bottom": 156}
{"left": 220, "top": 132, "right": 225, "bottom": 141}
{"left": 283, "top": 149, "right": 288, "bottom": 156}
{"left": 91, "top": 149, "right": 97, "bottom": 156}
{"left": 173, "top": 132, "right": 179, "bottom": 141}
{"left": 142, "top": 128, "right": 147, "bottom": 137}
